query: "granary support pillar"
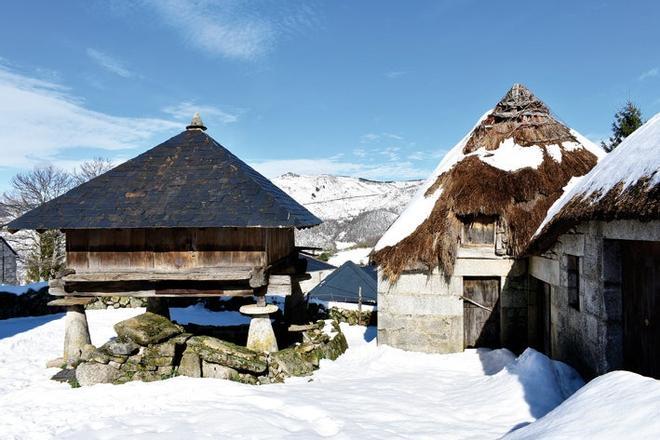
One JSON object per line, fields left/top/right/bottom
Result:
{"left": 146, "top": 297, "right": 171, "bottom": 320}
{"left": 240, "top": 304, "right": 279, "bottom": 352}
{"left": 284, "top": 277, "right": 307, "bottom": 325}
{"left": 47, "top": 298, "right": 94, "bottom": 367}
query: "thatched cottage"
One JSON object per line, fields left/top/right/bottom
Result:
{"left": 528, "top": 112, "right": 660, "bottom": 378}
{"left": 372, "top": 84, "right": 604, "bottom": 353}
{"left": 7, "top": 114, "right": 321, "bottom": 364}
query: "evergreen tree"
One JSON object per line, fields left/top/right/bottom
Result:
{"left": 601, "top": 101, "right": 644, "bottom": 152}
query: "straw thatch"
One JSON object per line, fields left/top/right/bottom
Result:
{"left": 372, "top": 84, "right": 600, "bottom": 280}
{"left": 528, "top": 113, "right": 660, "bottom": 254}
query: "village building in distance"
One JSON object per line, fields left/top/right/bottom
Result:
{"left": 7, "top": 114, "right": 322, "bottom": 365}
{"left": 0, "top": 236, "right": 17, "bottom": 285}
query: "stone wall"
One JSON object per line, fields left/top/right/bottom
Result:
{"left": 529, "top": 220, "right": 660, "bottom": 378}
{"left": 72, "top": 312, "right": 348, "bottom": 387}
{"left": 377, "top": 247, "right": 523, "bottom": 354}
{"left": 308, "top": 302, "right": 377, "bottom": 326}
{"left": 86, "top": 296, "right": 149, "bottom": 309}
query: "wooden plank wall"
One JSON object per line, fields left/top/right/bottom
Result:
{"left": 66, "top": 228, "right": 295, "bottom": 273}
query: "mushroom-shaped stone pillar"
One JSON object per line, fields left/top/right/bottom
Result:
{"left": 240, "top": 304, "right": 279, "bottom": 353}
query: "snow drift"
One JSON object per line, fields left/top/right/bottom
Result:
{"left": 506, "top": 370, "right": 660, "bottom": 439}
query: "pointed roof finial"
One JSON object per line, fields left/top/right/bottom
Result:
{"left": 186, "top": 112, "right": 207, "bottom": 131}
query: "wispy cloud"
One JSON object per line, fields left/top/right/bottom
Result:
{"left": 86, "top": 48, "right": 135, "bottom": 78}
{"left": 0, "top": 62, "right": 179, "bottom": 169}
{"left": 162, "top": 101, "right": 241, "bottom": 124}
{"left": 385, "top": 70, "right": 406, "bottom": 79}
{"left": 142, "top": 0, "right": 318, "bottom": 60}
{"left": 639, "top": 67, "right": 658, "bottom": 81}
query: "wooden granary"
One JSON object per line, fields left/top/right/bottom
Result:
{"left": 8, "top": 114, "right": 321, "bottom": 361}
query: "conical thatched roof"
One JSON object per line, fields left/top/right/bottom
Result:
{"left": 529, "top": 112, "right": 660, "bottom": 254}
{"left": 7, "top": 121, "right": 321, "bottom": 231}
{"left": 373, "top": 84, "right": 604, "bottom": 280}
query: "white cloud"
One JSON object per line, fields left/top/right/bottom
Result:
{"left": 162, "top": 101, "right": 240, "bottom": 124}
{"left": 143, "top": 0, "right": 317, "bottom": 60}
{"left": 250, "top": 156, "right": 430, "bottom": 181}
{"left": 86, "top": 48, "right": 135, "bottom": 78}
{"left": 639, "top": 67, "right": 658, "bottom": 81}
{"left": 385, "top": 70, "right": 406, "bottom": 79}
{"left": 0, "top": 63, "right": 180, "bottom": 169}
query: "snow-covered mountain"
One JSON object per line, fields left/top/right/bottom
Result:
{"left": 272, "top": 173, "right": 422, "bottom": 251}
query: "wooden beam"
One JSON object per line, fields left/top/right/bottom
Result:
{"left": 62, "top": 267, "right": 255, "bottom": 283}
{"left": 50, "top": 288, "right": 254, "bottom": 298}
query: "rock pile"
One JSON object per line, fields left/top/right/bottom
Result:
{"left": 73, "top": 312, "right": 348, "bottom": 387}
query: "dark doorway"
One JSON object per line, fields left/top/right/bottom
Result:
{"left": 463, "top": 277, "right": 501, "bottom": 348}
{"left": 621, "top": 240, "right": 660, "bottom": 379}
{"left": 533, "top": 280, "right": 552, "bottom": 356}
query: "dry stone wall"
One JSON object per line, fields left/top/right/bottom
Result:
{"left": 72, "top": 312, "right": 348, "bottom": 387}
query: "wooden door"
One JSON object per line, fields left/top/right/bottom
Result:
{"left": 535, "top": 281, "right": 552, "bottom": 356}
{"left": 463, "top": 277, "right": 501, "bottom": 348}
{"left": 622, "top": 241, "right": 660, "bottom": 378}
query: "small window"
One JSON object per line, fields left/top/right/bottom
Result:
{"left": 461, "top": 216, "right": 496, "bottom": 246}
{"left": 566, "top": 255, "right": 580, "bottom": 310}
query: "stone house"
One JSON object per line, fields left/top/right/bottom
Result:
{"left": 0, "top": 236, "right": 17, "bottom": 285}
{"left": 372, "top": 84, "right": 604, "bottom": 354}
{"left": 528, "top": 112, "right": 660, "bottom": 378}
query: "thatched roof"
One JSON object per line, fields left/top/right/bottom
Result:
{"left": 372, "top": 84, "right": 604, "bottom": 280}
{"left": 529, "top": 112, "right": 660, "bottom": 254}
{"left": 7, "top": 119, "right": 321, "bottom": 231}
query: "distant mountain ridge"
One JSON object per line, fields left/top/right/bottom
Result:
{"left": 272, "top": 173, "right": 422, "bottom": 250}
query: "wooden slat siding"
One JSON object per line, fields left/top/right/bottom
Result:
{"left": 265, "top": 228, "right": 295, "bottom": 264}
{"left": 64, "top": 228, "right": 288, "bottom": 273}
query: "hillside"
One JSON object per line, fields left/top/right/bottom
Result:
{"left": 272, "top": 173, "right": 422, "bottom": 251}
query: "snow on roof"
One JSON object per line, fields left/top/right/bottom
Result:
{"left": 532, "top": 112, "right": 660, "bottom": 249}
{"left": 374, "top": 85, "right": 602, "bottom": 259}
{"left": 374, "top": 110, "right": 492, "bottom": 251}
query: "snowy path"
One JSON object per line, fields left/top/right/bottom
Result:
{"left": 0, "top": 308, "right": 584, "bottom": 439}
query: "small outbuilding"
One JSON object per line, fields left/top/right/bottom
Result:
{"left": 7, "top": 114, "right": 321, "bottom": 364}
{"left": 529, "top": 112, "right": 660, "bottom": 378}
{"left": 308, "top": 261, "right": 377, "bottom": 305}
{"left": 372, "top": 84, "right": 604, "bottom": 353}
{"left": 0, "top": 236, "right": 17, "bottom": 285}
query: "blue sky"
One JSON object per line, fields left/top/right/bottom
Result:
{"left": 0, "top": 0, "right": 659, "bottom": 191}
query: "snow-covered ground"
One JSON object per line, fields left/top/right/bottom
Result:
{"left": 0, "top": 307, "right": 614, "bottom": 439}
{"left": 328, "top": 247, "right": 371, "bottom": 266}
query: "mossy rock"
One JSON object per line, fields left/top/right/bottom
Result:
{"left": 187, "top": 335, "right": 267, "bottom": 374}
{"left": 269, "top": 347, "right": 315, "bottom": 377}
{"left": 114, "top": 312, "right": 184, "bottom": 346}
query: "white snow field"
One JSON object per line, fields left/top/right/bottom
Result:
{"left": 0, "top": 308, "right": 653, "bottom": 439}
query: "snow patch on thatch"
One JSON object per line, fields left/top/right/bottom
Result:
{"left": 373, "top": 84, "right": 602, "bottom": 280}
{"left": 530, "top": 112, "right": 660, "bottom": 253}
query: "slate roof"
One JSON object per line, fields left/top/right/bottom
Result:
{"left": 308, "top": 261, "right": 377, "bottom": 304}
{"left": 7, "top": 128, "right": 321, "bottom": 231}
{"left": 301, "top": 254, "right": 337, "bottom": 272}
